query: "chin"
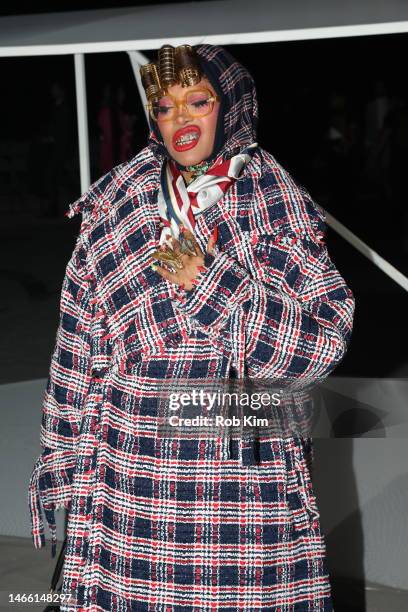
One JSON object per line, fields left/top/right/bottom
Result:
{"left": 172, "top": 149, "right": 209, "bottom": 167}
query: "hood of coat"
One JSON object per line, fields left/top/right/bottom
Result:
{"left": 147, "top": 44, "right": 258, "bottom": 166}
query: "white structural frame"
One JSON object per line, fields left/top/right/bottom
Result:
{"left": 127, "top": 50, "right": 150, "bottom": 122}
{"left": 1, "top": 1, "right": 408, "bottom": 291}
{"left": 74, "top": 54, "right": 91, "bottom": 194}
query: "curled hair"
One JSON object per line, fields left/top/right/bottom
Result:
{"left": 140, "top": 44, "right": 203, "bottom": 101}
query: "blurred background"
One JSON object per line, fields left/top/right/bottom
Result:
{"left": 0, "top": 2, "right": 407, "bottom": 611}
{"left": 1, "top": 18, "right": 408, "bottom": 384}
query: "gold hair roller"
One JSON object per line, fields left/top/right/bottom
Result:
{"left": 140, "top": 63, "right": 161, "bottom": 101}
{"left": 158, "top": 45, "right": 177, "bottom": 88}
{"left": 175, "top": 45, "right": 202, "bottom": 87}
{"left": 140, "top": 44, "right": 204, "bottom": 100}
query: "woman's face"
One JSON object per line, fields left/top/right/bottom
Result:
{"left": 155, "top": 78, "right": 220, "bottom": 166}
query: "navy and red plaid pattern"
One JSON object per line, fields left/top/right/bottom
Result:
{"left": 27, "top": 44, "right": 353, "bottom": 611}
{"left": 147, "top": 44, "right": 258, "bottom": 165}
{"left": 28, "top": 144, "right": 353, "bottom": 610}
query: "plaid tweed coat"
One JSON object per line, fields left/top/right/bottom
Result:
{"left": 28, "top": 46, "right": 354, "bottom": 611}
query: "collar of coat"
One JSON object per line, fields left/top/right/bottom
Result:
{"left": 66, "top": 146, "right": 261, "bottom": 218}
{"left": 65, "top": 146, "right": 326, "bottom": 247}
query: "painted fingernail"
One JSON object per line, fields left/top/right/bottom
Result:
{"left": 179, "top": 283, "right": 185, "bottom": 290}
{"left": 211, "top": 226, "right": 218, "bottom": 242}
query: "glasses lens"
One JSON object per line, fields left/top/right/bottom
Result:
{"left": 151, "top": 96, "right": 175, "bottom": 121}
{"left": 151, "top": 90, "right": 215, "bottom": 121}
{"left": 186, "top": 91, "right": 213, "bottom": 117}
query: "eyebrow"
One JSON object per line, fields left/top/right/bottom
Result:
{"left": 158, "top": 88, "right": 216, "bottom": 101}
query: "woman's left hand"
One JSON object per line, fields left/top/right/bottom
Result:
{"left": 151, "top": 227, "right": 216, "bottom": 291}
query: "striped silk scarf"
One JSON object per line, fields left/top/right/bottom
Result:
{"left": 157, "top": 143, "right": 258, "bottom": 248}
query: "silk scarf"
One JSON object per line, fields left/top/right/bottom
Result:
{"left": 157, "top": 143, "right": 258, "bottom": 248}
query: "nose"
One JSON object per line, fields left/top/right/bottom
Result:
{"left": 175, "top": 103, "right": 190, "bottom": 124}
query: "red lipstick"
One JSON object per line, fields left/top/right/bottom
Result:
{"left": 172, "top": 125, "right": 201, "bottom": 152}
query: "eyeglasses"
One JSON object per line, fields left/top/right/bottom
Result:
{"left": 146, "top": 88, "right": 220, "bottom": 122}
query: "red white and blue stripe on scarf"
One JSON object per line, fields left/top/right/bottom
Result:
{"left": 157, "top": 144, "right": 257, "bottom": 248}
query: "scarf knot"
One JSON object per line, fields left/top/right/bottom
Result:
{"left": 157, "top": 144, "right": 258, "bottom": 247}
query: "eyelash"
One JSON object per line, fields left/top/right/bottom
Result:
{"left": 156, "top": 99, "right": 210, "bottom": 113}
{"left": 191, "top": 100, "right": 209, "bottom": 108}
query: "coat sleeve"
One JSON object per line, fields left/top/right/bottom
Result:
{"left": 172, "top": 199, "right": 354, "bottom": 381}
{"left": 28, "top": 229, "right": 93, "bottom": 556}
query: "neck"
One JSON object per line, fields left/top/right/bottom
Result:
{"left": 179, "top": 159, "right": 213, "bottom": 184}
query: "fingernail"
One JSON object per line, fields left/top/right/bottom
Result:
{"left": 179, "top": 283, "right": 185, "bottom": 290}
{"left": 211, "top": 226, "right": 218, "bottom": 242}
{"left": 150, "top": 263, "right": 158, "bottom": 270}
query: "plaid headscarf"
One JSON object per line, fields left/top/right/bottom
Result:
{"left": 147, "top": 44, "right": 259, "bottom": 245}
{"left": 147, "top": 45, "right": 258, "bottom": 164}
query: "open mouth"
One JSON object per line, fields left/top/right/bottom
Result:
{"left": 172, "top": 126, "right": 201, "bottom": 151}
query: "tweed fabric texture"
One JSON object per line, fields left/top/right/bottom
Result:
{"left": 28, "top": 44, "right": 354, "bottom": 611}
{"left": 28, "top": 144, "right": 354, "bottom": 610}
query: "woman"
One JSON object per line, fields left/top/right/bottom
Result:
{"left": 29, "top": 44, "right": 354, "bottom": 611}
